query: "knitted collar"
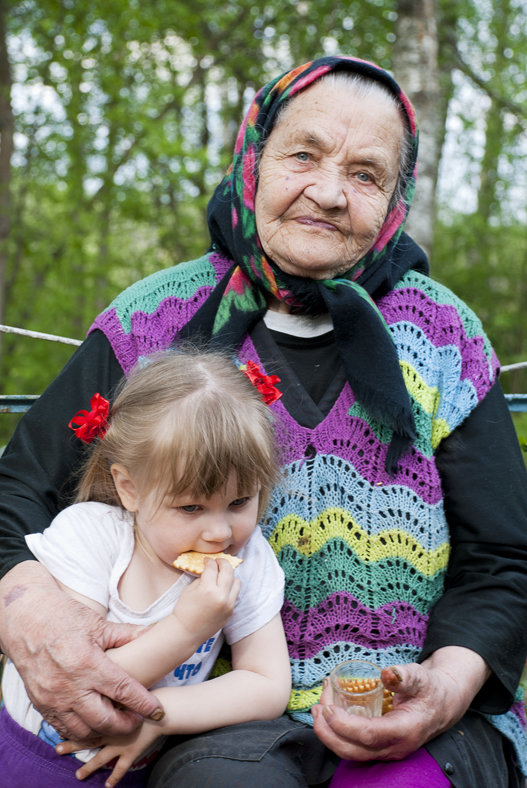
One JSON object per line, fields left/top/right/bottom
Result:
{"left": 181, "top": 55, "right": 429, "bottom": 473}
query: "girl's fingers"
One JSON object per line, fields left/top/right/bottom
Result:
{"left": 74, "top": 746, "right": 119, "bottom": 780}
{"left": 56, "top": 739, "right": 86, "bottom": 755}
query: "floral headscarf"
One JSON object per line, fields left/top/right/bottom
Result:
{"left": 182, "top": 55, "right": 429, "bottom": 473}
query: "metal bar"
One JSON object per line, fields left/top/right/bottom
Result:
{"left": 504, "top": 394, "right": 527, "bottom": 412}
{"left": 0, "top": 325, "right": 81, "bottom": 346}
{"left": 2, "top": 394, "right": 527, "bottom": 414}
{"left": 0, "top": 396, "right": 39, "bottom": 414}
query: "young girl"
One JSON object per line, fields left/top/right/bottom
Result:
{"left": 0, "top": 350, "right": 291, "bottom": 788}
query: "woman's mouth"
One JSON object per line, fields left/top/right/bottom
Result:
{"left": 295, "top": 216, "right": 338, "bottom": 231}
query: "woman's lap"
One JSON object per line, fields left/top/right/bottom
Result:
{"left": 147, "top": 715, "right": 338, "bottom": 788}
{"left": 147, "top": 711, "right": 522, "bottom": 788}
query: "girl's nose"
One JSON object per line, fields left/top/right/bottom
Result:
{"left": 202, "top": 516, "right": 232, "bottom": 544}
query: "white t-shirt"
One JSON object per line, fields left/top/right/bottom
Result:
{"left": 2, "top": 501, "right": 285, "bottom": 760}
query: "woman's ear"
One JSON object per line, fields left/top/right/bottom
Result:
{"left": 110, "top": 464, "right": 139, "bottom": 512}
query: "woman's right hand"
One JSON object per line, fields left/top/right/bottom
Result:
{"left": 0, "top": 561, "right": 164, "bottom": 744}
{"left": 172, "top": 557, "right": 241, "bottom": 643}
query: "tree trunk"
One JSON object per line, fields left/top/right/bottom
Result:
{"left": 393, "top": 0, "right": 441, "bottom": 257}
{"left": 0, "top": 0, "right": 13, "bottom": 366}
{"left": 476, "top": 0, "right": 511, "bottom": 226}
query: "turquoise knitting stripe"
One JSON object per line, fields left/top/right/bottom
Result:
{"left": 108, "top": 255, "right": 216, "bottom": 335}
{"left": 278, "top": 545, "right": 446, "bottom": 614}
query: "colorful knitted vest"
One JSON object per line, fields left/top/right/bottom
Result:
{"left": 91, "top": 252, "right": 527, "bottom": 773}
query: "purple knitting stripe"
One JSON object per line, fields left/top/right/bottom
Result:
{"left": 273, "top": 403, "right": 443, "bottom": 506}
{"left": 510, "top": 700, "right": 527, "bottom": 729}
{"left": 91, "top": 307, "right": 136, "bottom": 373}
{"left": 381, "top": 286, "right": 480, "bottom": 347}
{"left": 282, "top": 597, "right": 428, "bottom": 657}
{"left": 461, "top": 336, "right": 500, "bottom": 400}
{"left": 381, "top": 288, "right": 498, "bottom": 398}
{"left": 92, "top": 286, "right": 217, "bottom": 374}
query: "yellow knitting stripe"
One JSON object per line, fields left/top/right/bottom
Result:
{"left": 400, "top": 359, "right": 439, "bottom": 415}
{"left": 288, "top": 686, "right": 322, "bottom": 713}
{"left": 431, "top": 416, "right": 450, "bottom": 448}
{"left": 399, "top": 360, "right": 451, "bottom": 449}
{"left": 269, "top": 510, "right": 449, "bottom": 577}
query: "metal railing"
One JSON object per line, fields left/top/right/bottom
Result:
{"left": 2, "top": 393, "right": 527, "bottom": 414}
{"left": 2, "top": 324, "right": 527, "bottom": 414}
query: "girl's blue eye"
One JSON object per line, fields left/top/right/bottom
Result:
{"left": 230, "top": 497, "right": 249, "bottom": 508}
{"left": 180, "top": 504, "right": 200, "bottom": 513}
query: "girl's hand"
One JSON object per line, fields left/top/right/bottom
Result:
{"left": 57, "top": 719, "right": 164, "bottom": 788}
{"left": 172, "top": 558, "right": 241, "bottom": 642}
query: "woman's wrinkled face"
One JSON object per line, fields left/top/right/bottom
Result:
{"left": 254, "top": 80, "right": 404, "bottom": 280}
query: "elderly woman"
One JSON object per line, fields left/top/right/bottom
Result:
{"left": 0, "top": 56, "right": 526, "bottom": 788}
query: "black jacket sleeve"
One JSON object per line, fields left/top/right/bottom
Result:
{"left": 0, "top": 331, "right": 124, "bottom": 578}
{"left": 421, "top": 380, "right": 527, "bottom": 714}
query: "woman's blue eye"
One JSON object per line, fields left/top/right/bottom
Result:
{"left": 295, "top": 152, "right": 310, "bottom": 162}
{"left": 356, "top": 171, "right": 372, "bottom": 182}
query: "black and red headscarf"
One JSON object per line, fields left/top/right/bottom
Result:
{"left": 182, "top": 55, "right": 429, "bottom": 472}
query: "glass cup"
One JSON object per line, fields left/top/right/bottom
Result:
{"left": 329, "top": 660, "right": 384, "bottom": 718}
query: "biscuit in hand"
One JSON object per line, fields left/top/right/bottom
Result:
{"left": 173, "top": 551, "right": 243, "bottom": 576}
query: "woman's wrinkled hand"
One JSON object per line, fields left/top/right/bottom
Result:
{"left": 0, "top": 562, "right": 164, "bottom": 744}
{"left": 311, "top": 647, "right": 490, "bottom": 761}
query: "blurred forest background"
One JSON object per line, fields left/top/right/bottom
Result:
{"left": 0, "top": 0, "right": 526, "bottom": 446}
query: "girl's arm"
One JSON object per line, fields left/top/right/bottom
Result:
{"left": 56, "top": 557, "right": 241, "bottom": 689}
{"left": 156, "top": 611, "right": 292, "bottom": 730}
{"left": 63, "top": 613, "right": 291, "bottom": 787}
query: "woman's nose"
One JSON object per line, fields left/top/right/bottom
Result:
{"left": 303, "top": 170, "right": 348, "bottom": 211}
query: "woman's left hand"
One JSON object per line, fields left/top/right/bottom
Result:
{"left": 311, "top": 646, "right": 491, "bottom": 761}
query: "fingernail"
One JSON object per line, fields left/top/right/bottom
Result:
{"left": 392, "top": 667, "right": 403, "bottom": 683}
{"left": 322, "top": 677, "right": 329, "bottom": 689}
{"left": 322, "top": 705, "right": 335, "bottom": 721}
{"left": 56, "top": 744, "right": 63, "bottom": 754}
{"left": 150, "top": 708, "right": 165, "bottom": 721}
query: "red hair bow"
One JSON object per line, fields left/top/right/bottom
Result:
{"left": 68, "top": 393, "right": 110, "bottom": 443}
{"left": 242, "top": 361, "right": 282, "bottom": 405}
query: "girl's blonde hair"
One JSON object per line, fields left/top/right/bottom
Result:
{"left": 75, "top": 348, "right": 279, "bottom": 518}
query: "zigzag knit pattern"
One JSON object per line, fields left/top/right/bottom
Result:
{"left": 90, "top": 254, "right": 526, "bottom": 774}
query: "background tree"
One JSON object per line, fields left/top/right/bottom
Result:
{"left": 1, "top": 0, "right": 526, "bottom": 446}
{"left": 393, "top": 0, "right": 440, "bottom": 255}
{"left": 0, "top": 0, "right": 14, "bottom": 363}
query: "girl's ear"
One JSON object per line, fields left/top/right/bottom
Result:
{"left": 110, "top": 464, "right": 139, "bottom": 512}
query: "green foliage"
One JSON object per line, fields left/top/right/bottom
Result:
{"left": 434, "top": 217, "right": 527, "bottom": 394}
{"left": 1, "top": 0, "right": 527, "bottom": 451}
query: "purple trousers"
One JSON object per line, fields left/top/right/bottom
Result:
{"left": 329, "top": 747, "right": 451, "bottom": 787}
{"left": 0, "top": 705, "right": 148, "bottom": 788}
